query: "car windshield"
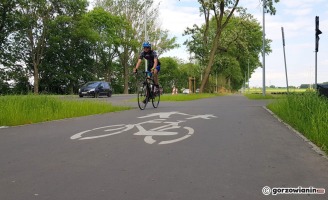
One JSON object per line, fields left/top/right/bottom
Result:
{"left": 84, "top": 82, "right": 100, "bottom": 87}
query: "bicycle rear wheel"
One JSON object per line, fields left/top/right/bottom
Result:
{"left": 152, "top": 87, "right": 160, "bottom": 108}
{"left": 138, "top": 83, "right": 149, "bottom": 110}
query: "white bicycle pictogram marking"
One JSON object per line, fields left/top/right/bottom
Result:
{"left": 70, "top": 112, "right": 217, "bottom": 145}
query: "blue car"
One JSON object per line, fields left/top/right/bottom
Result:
{"left": 78, "top": 81, "right": 112, "bottom": 98}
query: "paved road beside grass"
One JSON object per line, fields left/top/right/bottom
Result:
{"left": 0, "top": 94, "right": 327, "bottom": 200}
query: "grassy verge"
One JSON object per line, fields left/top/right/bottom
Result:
{"left": 245, "top": 88, "right": 310, "bottom": 100}
{"left": 0, "top": 95, "right": 131, "bottom": 126}
{"left": 248, "top": 88, "right": 308, "bottom": 93}
{"left": 245, "top": 94, "right": 281, "bottom": 100}
{"left": 267, "top": 92, "right": 328, "bottom": 153}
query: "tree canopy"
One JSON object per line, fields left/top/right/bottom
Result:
{"left": 0, "top": 0, "right": 279, "bottom": 95}
{"left": 0, "top": 0, "right": 179, "bottom": 95}
{"left": 184, "top": 9, "right": 272, "bottom": 91}
{"left": 184, "top": 0, "right": 279, "bottom": 92}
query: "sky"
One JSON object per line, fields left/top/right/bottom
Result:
{"left": 153, "top": 0, "right": 328, "bottom": 87}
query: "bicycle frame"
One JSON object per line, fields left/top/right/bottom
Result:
{"left": 142, "top": 71, "right": 155, "bottom": 92}
{"left": 136, "top": 70, "right": 160, "bottom": 110}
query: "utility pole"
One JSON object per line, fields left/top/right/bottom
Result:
{"left": 262, "top": 0, "right": 266, "bottom": 96}
{"left": 244, "top": 72, "right": 247, "bottom": 93}
{"left": 248, "top": 58, "right": 250, "bottom": 93}
{"left": 281, "top": 27, "right": 289, "bottom": 94}
{"left": 144, "top": 1, "right": 148, "bottom": 71}
{"left": 315, "top": 16, "right": 322, "bottom": 88}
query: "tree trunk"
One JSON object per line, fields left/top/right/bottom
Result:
{"left": 33, "top": 64, "right": 39, "bottom": 94}
{"left": 107, "top": 69, "right": 111, "bottom": 83}
{"left": 69, "top": 84, "right": 74, "bottom": 95}
{"left": 199, "top": 31, "right": 221, "bottom": 93}
{"left": 123, "top": 48, "right": 129, "bottom": 94}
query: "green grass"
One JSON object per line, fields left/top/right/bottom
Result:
{"left": 245, "top": 88, "right": 310, "bottom": 100}
{"left": 267, "top": 92, "right": 328, "bottom": 153}
{"left": 245, "top": 94, "right": 283, "bottom": 100}
{"left": 248, "top": 88, "right": 307, "bottom": 93}
{"left": 0, "top": 95, "right": 131, "bottom": 126}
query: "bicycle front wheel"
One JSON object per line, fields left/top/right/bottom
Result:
{"left": 138, "top": 83, "right": 149, "bottom": 110}
{"left": 152, "top": 88, "right": 160, "bottom": 108}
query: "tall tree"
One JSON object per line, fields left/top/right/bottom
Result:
{"left": 159, "top": 57, "right": 187, "bottom": 93}
{"left": 185, "top": 9, "right": 272, "bottom": 91}
{"left": 40, "top": 0, "right": 94, "bottom": 94}
{"left": 185, "top": 0, "right": 279, "bottom": 93}
{"left": 0, "top": 0, "right": 22, "bottom": 67}
{"left": 15, "top": 0, "right": 52, "bottom": 94}
{"left": 42, "top": 12, "right": 92, "bottom": 94}
{"left": 12, "top": 0, "right": 88, "bottom": 94}
{"left": 0, "top": 42, "right": 31, "bottom": 95}
{"left": 96, "top": 0, "right": 178, "bottom": 93}
{"left": 80, "top": 7, "right": 135, "bottom": 84}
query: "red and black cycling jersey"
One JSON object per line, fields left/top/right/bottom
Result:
{"left": 139, "top": 50, "right": 161, "bottom": 70}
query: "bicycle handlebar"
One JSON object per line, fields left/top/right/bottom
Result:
{"left": 134, "top": 70, "right": 153, "bottom": 76}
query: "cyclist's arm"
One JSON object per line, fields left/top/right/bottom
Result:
{"left": 152, "top": 51, "right": 158, "bottom": 70}
{"left": 135, "top": 59, "right": 142, "bottom": 69}
{"left": 134, "top": 58, "right": 142, "bottom": 72}
{"left": 152, "top": 58, "right": 158, "bottom": 71}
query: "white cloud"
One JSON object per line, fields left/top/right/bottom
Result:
{"left": 240, "top": 0, "right": 328, "bottom": 86}
{"left": 284, "top": 8, "right": 312, "bottom": 16}
{"left": 154, "top": 0, "right": 204, "bottom": 61}
{"left": 155, "top": 0, "right": 203, "bottom": 36}
{"left": 281, "top": 0, "right": 325, "bottom": 8}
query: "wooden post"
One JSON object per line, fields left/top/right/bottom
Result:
{"left": 189, "top": 77, "right": 196, "bottom": 93}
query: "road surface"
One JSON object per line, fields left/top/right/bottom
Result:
{"left": 0, "top": 95, "right": 327, "bottom": 200}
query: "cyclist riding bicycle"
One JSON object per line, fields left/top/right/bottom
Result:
{"left": 133, "top": 42, "right": 160, "bottom": 91}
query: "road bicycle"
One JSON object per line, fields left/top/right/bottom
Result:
{"left": 135, "top": 70, "right": 160, "bottom": 110}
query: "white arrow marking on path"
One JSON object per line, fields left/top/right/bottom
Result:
{"left": 186, "top": 114, "right": 218, "bottom": 119}
{"left": 138, "top": 112, "right": 218, "bottom": 120}
{"left": 138, "top": 112, "right": 191, "bottom": 119}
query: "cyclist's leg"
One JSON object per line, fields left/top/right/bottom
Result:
{"left": 145, "top": 68, "right": 153, "bottom": 100}
{"left": 153, "top": 65, "right": 160, "bottom": 86}
{"left": 146, "top": 71, "right": 152, "bottom": 78}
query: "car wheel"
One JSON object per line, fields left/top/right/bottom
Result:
{"left": 79, "top": 94, "right": 83, "bottom": 98}
{"left": 94, "top": 92, "right": 99, "bottom": 98}
{"left": 107, "top": 92, "right": 112, "bottom": 97}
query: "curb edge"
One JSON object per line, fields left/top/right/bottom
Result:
{"left": 263, "top": 106, "right": 328, "bottom": 161}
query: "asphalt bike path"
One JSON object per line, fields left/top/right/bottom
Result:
{"left": 0, "top": 95, "right": 327, "bottom": 200}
